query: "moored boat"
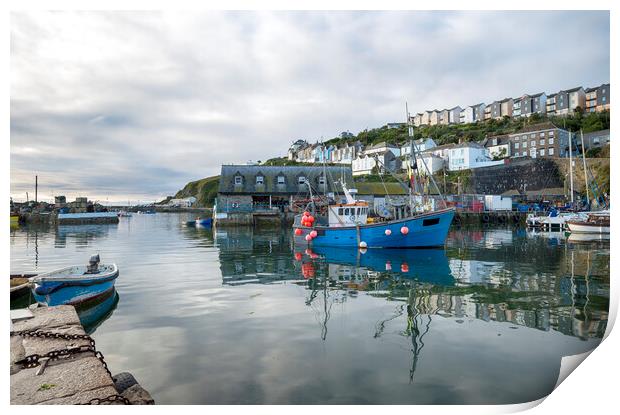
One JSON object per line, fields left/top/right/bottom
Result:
{"left": 293, "top": 110, "right": 455, "bottom": 249}
{"left": 566, "top": 211, "right": 610, "bottom": 234}
{"left": 29, "top": 255, "right": 119, "bottom": 306}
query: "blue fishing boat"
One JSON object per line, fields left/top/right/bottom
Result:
{"left": 30, "top": 255, "right": 119, "bottom": 306}
{"left": 293, "top": 108, "right": 454, "bottom": 249}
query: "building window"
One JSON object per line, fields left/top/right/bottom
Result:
{"left": 549, "top": 148, "right": 554, "bottom": 156}
{"left": 540, "top": 132, "right": 545, "bottom": 138}
{"left": 256, "top": 176, "right": 264, "bottom": 185}
{"left": 523, "top": 141, "right": 527, "bottom": 148}
{"left": 540, "top": 139, "right": 545, "bottom": 145}
{"left": 522, "top": 151, "right": 527, "bottom": 156}
{"left": 298, "top": 176, "right": 306, "bottom": 185}
{"left": 530, "top": 134, "right": 535, "bottom": 139}
{"left": 548, "top": 137, "right": 554, "bottom": 145}
{"left": 540, "top": 149, "right": 545, "bottom": 156}
{"left": 515, "top": 142, "right": 520, "bottom": 149}
{"left": 531, "top": 141, "right": 535, "bottom": 147}
{"left": 549, "top": 131, "right": 555, "bottom": 137}
{"left": 234, "top": 176, "right": 243, "bottom": 185}
{"left": 277, "top": 176, "right": 285, "bottom": 185}
{"left": 602, "top": 97, "right": 606, "bottom": 102}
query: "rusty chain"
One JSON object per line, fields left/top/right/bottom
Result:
{"left": 79, "top": 394, "right": 132, "bottom": 405}
{"left": 11, "top": 329, "right": 131, "bottom": 405}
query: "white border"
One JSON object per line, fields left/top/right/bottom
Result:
{"left": 4, "top": 1, "right": 616, "bottom": 414}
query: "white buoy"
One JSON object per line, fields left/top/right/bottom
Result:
{"left": 359, "top": 241, "right": 367, "bottom": 248}
{"left": 385, "top": 229, "right": 392, "bottom": 236}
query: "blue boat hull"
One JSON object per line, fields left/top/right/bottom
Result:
{"left": 295, "top": 208, "right": 455, "bottom": 248}
{"left": 33, "top": 272, "right": 119, "bottom": 306}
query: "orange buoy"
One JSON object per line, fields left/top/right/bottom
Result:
{"left": 294, "top": 228, "right": 302, "bottom": 236}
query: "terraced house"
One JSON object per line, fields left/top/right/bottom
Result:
{"left": 412, "top": 83, "right": 609, "bottom": 126}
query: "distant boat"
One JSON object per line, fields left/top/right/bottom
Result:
{"left": 567, "top": 211, "right": 610, "bottom": 234}
{"left": 117, "top": 210, "right": 132, "bottom": 217}
{"left": 29, "top": 255, "right": 119, "bottom": 306}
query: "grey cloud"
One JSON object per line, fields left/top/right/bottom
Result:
{"left": 11, "top": 11, "right": 610, "bottom": 203}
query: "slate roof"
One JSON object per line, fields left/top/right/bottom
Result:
{"left": 218, "top": 164, "right": 353, "bottom": 195}
{"left": 480, "top": 134, "right": 511, "bottom": 147}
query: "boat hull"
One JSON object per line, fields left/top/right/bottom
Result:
{"left": 567, "top": 221, "right": 610, "bottom": 234}
{"left": 295, "top": 208, "right": 455, "bottom": 248}
{"left": 32, "top": 266, "right": 119, "bottom": 306}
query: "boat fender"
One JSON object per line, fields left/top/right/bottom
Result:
{"left": 400, "top": 226, "right": 409, "bottom": 235}
{"left": 310, "top": 230, "right": 318, "bottom": 238}
{"left": 294, "top": 228, "right": 302, "bottom": 236}
{"left": 384, "top": 229, "right": 392, "bottom": 236}
{"left": 359, "top": 241, "right": 367, "bottom": 248}
{"left": 401, "top": 262, "right": 409, "bottom": 273}
{"left": 305, "top": 234, "right": 312, "bottom": 242}
{"left": 385, "top": 261, "right": 392, "bottom": 271}
{"left": 113, "top": 372, "right": 138, "bottom": 394}
{"left": 294, "top": 252, "right": 302, "bottom": 261}
{"left": 359, "top": 247, "right": 367, "bottom": 254}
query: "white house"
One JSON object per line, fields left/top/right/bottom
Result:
{"left": 364, "top": 142, "right": 400, "bottom": 157}
{"left": 480, "top": 135, "right": 512, "bottom": 159}
{"left": 165, "top": 197, "right": 197, "bottom": 208}
{"left": 448, "top": 142, "right": 502, "bottom": 171}
{"left": 400, "top": 138, "right": 437, "bottom": 161}
{"left": 415, "top": 153, "right": 445, "bottom": 176}
{"left": 352, "top": 143, "right": 401, "bottom": 176}
{"left": 448, "top": 106, "right": 462, "bottom": 124}
{"left": 460, "top": 106, "right": 475, "bottom": 124}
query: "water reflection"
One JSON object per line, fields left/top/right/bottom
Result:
{"left": 216, "top": 227, "right": 609, "bottom": 341}
{"left": 55, "top": 224, "right": 117, "bottom": 248}
{"left": 74, "top": 289, "right": 120, "bottom": 334}
{"left": 9, "top": 216, "right": 610, "bottom": 404}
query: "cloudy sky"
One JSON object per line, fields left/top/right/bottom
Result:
{"left": 10, "top": 11, "right": 610, "bottom": 203}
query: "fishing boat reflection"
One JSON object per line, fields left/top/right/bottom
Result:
{"left": 74, "top": 288, "right": 120, "bottom": 334}
{"left": 304, "top": 246, "right": 455, "bottom": 286}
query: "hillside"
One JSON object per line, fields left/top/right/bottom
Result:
{"left": 173, "top": 175, "right": 220, "bottom": 207}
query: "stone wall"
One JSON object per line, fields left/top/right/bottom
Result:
{"left": 469, "top": 158, "right": 563, "bottom": 195}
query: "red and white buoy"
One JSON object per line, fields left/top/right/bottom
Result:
{"left": 400, "top": 226, "right": 409, "bottom": 235}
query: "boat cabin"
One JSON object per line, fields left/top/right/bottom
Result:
{"left": 327, "top": 202, "right": 369, "bottom": 227}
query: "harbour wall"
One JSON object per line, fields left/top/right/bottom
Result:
{"left": 469, "top": 158, "right": 563, "bottom": 195}
{"left": 10, "top": 304, "right": 153, "bottom": 405}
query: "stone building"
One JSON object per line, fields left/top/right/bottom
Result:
{"left": 215, "top": 164, "right": 353, "bottom": 225}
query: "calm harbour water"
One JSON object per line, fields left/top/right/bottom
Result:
{"left": 10, "top": 213, "right": 610, "bottom": 404}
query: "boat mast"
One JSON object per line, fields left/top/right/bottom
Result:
{"left": 580, "top": 129, "right": 589, "bottom": 206}
{"left": 406, "top": 103, "right": 416, "bottom": 210}
{"left": 568, "top": 131, "right": 574, "bottom": 206}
